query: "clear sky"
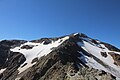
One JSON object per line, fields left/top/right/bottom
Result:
{"left": 0, "top": 0, "right": 120, "bottom": 48}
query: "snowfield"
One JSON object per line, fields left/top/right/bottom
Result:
{"left": 77, "top": 37, "right": 120, "bottom": 79}
{"left": 10, "top": 36, "right": 69, "bottom": 73}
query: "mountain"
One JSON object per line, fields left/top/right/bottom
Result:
{"left": 0, "top": 33, "right": 120, "bottom": 80}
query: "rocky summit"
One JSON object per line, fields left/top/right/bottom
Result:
{"left": 0, "top": 33, "right": 120, "bottom": 80}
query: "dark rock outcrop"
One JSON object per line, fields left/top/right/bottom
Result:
{"left": 101, "top": 42, "right": 120, "bottom": 52}
{"left": 101, "top": 52, "right": 108, "bottom": 58}
{"left": 108, "top": 52, "right": 120, "bottom": 66}
{"left": 0, "top": 40, "right": 26, "bottom": 68}
{"left": 21, "top": 45, "right": 34, "bottom": 49}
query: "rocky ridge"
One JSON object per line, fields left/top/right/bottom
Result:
{"left": 0, "top": 33, "right": 120, "bottom": 80}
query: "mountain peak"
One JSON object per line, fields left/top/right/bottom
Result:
{"left": 70, "top": 32, "right": 88, "bottom": 38}
{"left": 0, "top": 33, "right": 120, "bottom": 80}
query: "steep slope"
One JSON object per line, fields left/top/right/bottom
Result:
{"left": 0, "top": 33, "right": 120, "bottom": 80}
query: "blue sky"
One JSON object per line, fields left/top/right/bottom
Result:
{"left": 0, "top": 0, "right": 120, "bottom": 48}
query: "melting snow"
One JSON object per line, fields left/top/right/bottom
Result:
{"left": 77, "top": 39, "right": 120, "bottom": 79}
{"left": 10, "top": 36, "right": 69, "bottom": 74}
{"left": 0, "top": 68, "right": 6, "bottom": 74}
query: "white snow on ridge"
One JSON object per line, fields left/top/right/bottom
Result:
{"left": 0, "top": 68, "right": 6, "bottom": 74}
{"left": 78, "top": 51, "right": 109, "bottom": 74}
{"left": 10, "top": 36, "right": 69, "bottom": 74}
{"left": 73, "top": 33, "right": 79, "bottom": 36}
{"left": 77, "top": 39, "right": 120, "bottom": 79}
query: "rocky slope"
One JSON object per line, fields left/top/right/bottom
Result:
{"left": 0, "top": 33, "right": 120, "bottom": 80}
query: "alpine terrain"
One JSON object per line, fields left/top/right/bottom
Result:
{"left": 0, "top": 33, "right": 120, "bottom": 80}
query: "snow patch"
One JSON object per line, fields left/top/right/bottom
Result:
{"left": 10, "top": 36, "right": 69, "bottom": 74}
{"left": 15, "top": 77, "right": 21, "bottom": 80}
{"left": 73, "top": 33, "right": 79, "bottom": 36}
{"left": 82, "top": 40, "right": 120, "bottom": 78}
{"left": 0, "top": 68, "right": 6, "bottom": 74}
